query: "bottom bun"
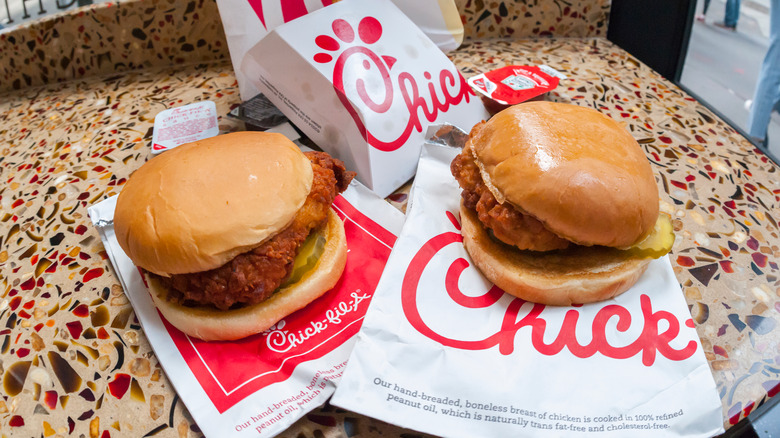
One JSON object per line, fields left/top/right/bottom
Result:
{"left": 146, "top": 209, "right": 348, "bottom": 341}
{"left": 460, "top": 204, "right": 650, "bottom": 306}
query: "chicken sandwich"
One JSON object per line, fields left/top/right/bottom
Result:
{"left": 114, "top": 132, "right": 355, "bottom": 340}
{"left": 451, "top": 101, "right": 673, "bottom": 305}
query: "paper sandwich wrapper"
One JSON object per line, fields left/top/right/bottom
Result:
{"left": 331, "top": 134, "right": 725, "bottom": 438}
{"left": 89, "top": 177, "right": 404, "bottom": 438}
{"left": 240, "top": 0, "right": 489, "bottom": 197}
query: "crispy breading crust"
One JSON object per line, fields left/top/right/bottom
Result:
{"left": 451, "top": 146, "right": 570, "bottom": 251}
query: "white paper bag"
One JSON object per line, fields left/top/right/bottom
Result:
{"left": 331, "top": 138, "right": 725, "bottom": 438}
{"left": 89, "top": 180, "right": 404, "bottom": 438}
{"left": 216, "top": 0, "right": 464, "bottom": 101}
{"left": 240, "top": 0, "right": 489, "bottom": 197}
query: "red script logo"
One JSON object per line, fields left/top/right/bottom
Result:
{"left": 400, "top": 212, "right": 698, "bottom": 367}
{"left": 313, "top": 17, "right": 477, "bottom": 152}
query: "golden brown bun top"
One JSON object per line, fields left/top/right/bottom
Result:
{"left": 114, "top": 132, "right": 313, "bottom": 276}
{"left": 468, "top": 101, "right": 659, "bottom": 247}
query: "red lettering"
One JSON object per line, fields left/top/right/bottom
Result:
{"left": 329, "top": 43, "right": 476, "bottom": 152}
{"left": 401, "top": 216, "right": 698, "bottom": 366}
{"left": 445, "top": 258, "right": 503, "bottom": 308}
{"left": 332, "top": 46, "right": 394, "bottom": 146}
{"left": 401, "top": 232, "right": 508, "bottom": 351}
{"left": 638, "top": 294, "right": 698, "bottom": 366}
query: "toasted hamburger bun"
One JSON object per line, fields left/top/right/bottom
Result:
{"left": 114, "top": 132, "right": 348, "bottom": 340}
{"left": 459, "top": 102, "right": 659, "bottom": 305}
{"left": 146, "top": 210, "right": 347, "bottom": 341}
{"left": 468, "top": 101, "right": 659, "bottom": 247}
{"left": 114, "top": 131, "right": 314, "bottom": 276}
{"left": 460, "top": 204, "right": 651, "bottom": 305}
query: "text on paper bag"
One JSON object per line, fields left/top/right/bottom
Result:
{"left": 312, "top": 16, "right": 477, "bottom": 152}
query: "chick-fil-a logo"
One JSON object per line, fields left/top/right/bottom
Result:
{"left": 263, "top": 291, "right": 370, "bottom": 353}
{"left": 400, "top": 212, "right": 698, "bottom": 367}
{"left": 313, "top": 16, "right": 476, "bottom": 152}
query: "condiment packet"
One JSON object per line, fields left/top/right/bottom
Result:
{"left": 151, "top": 101, "right": 220, "bottom": 154}
{"left": 89, "top": 177, "right": 404, "bottom": 437}
{"left": 227, "top": 93, "right": 290, "bottom": 131}
{"left": 331, "top": 127, "right": 724, "bottom": 437}
{"left": 468, "top": 65, "right": 565, "bottom": 113}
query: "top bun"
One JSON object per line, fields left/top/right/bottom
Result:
{"left": 468, "top": 101, "right": 658, "bottom": 247}
{"left": 114, "top": 132, "right": 313, "bottom": 276}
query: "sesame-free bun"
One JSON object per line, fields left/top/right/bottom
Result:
{"left": 468, "top": 101, "right": 658, "bottom": 247}
{"left": 114, "top": 132, "right": 313, "bottom": 276}
{"left": 460, "top": 205, "right": 650, "bottom": 305}
{"left": 146, "top": 209, "right": 347, "bottom": 341}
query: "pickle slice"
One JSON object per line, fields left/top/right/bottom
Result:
{"left": 280, "top": 231, "right": 327, "bottom": 288}
{"left": 623, "top": 213, "right": 675, "bottom": 259}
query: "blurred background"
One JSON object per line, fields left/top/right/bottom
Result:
{"left": 0, "top": 0, "right": 103, "bottom": 30}
{"left": 681, "top": 0, "right": 779, "bottom": 157}
{"left": 3, "top": 0, "right": 774, "bottom": 159}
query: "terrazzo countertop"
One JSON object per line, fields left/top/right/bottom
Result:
{"left": 1, "top": 1, "right": 779, "bottom": 437}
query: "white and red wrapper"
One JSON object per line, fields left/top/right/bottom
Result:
{"left": 151, "top": 101, "right": 220, "bottom": 154}
{"left": 89, "top": 180, "right": 404, "bottom": 437}
{"left": 240, "top": 0, "right": 489, "bottom": 197}
{"left": 331, "top": 134, "right": 724, "bottom": 437}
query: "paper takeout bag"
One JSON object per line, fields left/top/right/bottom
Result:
{"left": 240, "top": 0, "right": 489, "bottom": 197}
{"left": 331, "top": 133, "right": 725, "bottom": 437}
{"left": 89, "top": 179, "right": 404, "bottom": 438}
{"left": 216, "top": 0, "right": 465, "bottom": 101}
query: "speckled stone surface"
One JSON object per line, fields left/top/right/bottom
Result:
{"left": 0, "top": 0, "right": 610, "bottom": 95}
{"left": 456, "top": 0, "right": 610, "bottom": 39}
{"left": 1, "top": 1, "right": 778, "bottom": 437}
{"left": 0, "top": 62, "right": 245, "bottom": 437}
{"left": 0, "top": 0, "right": 228, "bottom": 94}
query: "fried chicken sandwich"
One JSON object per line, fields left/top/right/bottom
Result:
{"left": 114, "top": 132, "right": 355, "bottom": 340}
{"left": 451, "top": 101, "right": 674, "bottom": 305}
